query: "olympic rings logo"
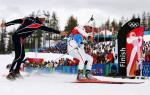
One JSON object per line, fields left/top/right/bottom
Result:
{"left": 128, "top": 22, "right": 139, "bottom": 28}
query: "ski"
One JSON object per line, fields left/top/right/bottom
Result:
{"left": 74, "top": 79, "right": 144, "bottom": 84}
{"left": 1, "top": 73, "right": 31, "bottom": 80}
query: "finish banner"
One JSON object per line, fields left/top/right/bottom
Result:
{"left": 118, "top": 18, "right": 144, "bottom": 77}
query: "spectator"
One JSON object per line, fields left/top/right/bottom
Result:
{"left": 105, "top": 49, "right": 114, "bottom": 64}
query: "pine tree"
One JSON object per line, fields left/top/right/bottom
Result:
{"left": 120, "top": 16, "right": 126, "bottom": 25}
{"left": 49, "top": 11, "right": 60, "bottom": 41}
{"left": 36, "top": 30, "right": 42, "bottom": 48}
{"left": 137, "top": 14, "right": 140, "bottom": 19}
{"left": 7, "top": 32, "right": 13, "bottom": 53}
{"left": 141, "top": 12, "right": 147, "bottom": 30}
{"left": 101, "top": 24, "right": 104, "bottom": 30}
{"left": 0, "top": 19, "right": 6, "bottom": 54}
{"left": 132, "top": 14, "right": 136, "bottom": 19}
{"left": 147, "top": 12, "right": 150, "bottom": 30}
{"left": 64, "top": 16, "right": 78, "bottom": 35}
{"left": 111, "top": 19, "right": 117, "bottom": 31}
{"left": 46, "top": 11, "right": 60, "bottom": 47}
{"left": 31, "top": 30, "right": 43, "bottom": 49}
{"left": 49, "top": 12, "right": 59, "bottom": 30}
{"left": 0, "top": 28, "right": 6, "bottom": 54}
{"left": 117, "top": 21, "right": 123, "bottom": 33}
{"left": 111, "top": 19, "right": 118, "bottom": 39}
{"left": 30, "top": 33, "right": 36, "bottom": 49}
{"left": 24, "top": 37, "right": 30, "bottom": 49}
{"left": 105, "top": 19, "right": 110, "bottom": 30}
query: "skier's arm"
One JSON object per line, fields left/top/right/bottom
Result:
{"left": 39, "top": 25, "right": 60, "bottom": 34}
{"left": 4, "top": 19, "right": 24, "bottom": 26}
{"left": 76, "top": 26, "right": 89, "bottom": 38}
{"left": 39, "top": 26, "right": 67, "bottom": 36}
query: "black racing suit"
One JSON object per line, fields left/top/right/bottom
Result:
{"left": 5, "top": 17, "right": 60, "bottom": 73}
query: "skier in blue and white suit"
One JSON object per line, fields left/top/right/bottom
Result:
{"left": 67, "top": 22, "right": 96, "bottom": 80}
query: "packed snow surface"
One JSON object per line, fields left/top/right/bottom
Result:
{"left": 0, "top": 54, "right": 149, "bottom": 95}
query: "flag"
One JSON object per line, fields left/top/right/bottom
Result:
{"left": 104, "top": 24, "right": 107, "bottom": 36}
{"left": 98, "top": 27, "right": 101, "bottom": 35}
{"left": 88, "top": 15, "right": 94, "bottom": 22}
{"left": 88, "top": 15, "right": 95, "bottom": 37}
{"left": 92, "top": 27, "right": 95, "bottom": 37}
{"left": 97, "top": 27, "right": 101, "bottom": 42}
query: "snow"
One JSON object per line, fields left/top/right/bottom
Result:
{"left": 25, "top": 52, "right": 73, "bottom": 62}
{"left": 0, "top": 54, "right": 150, "bottom": 95}
{"left": 143, "top": 35, "right": 150, "bottom": 41}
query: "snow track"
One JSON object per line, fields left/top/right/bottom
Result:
{"left": 0, "top": 54, "right": 149, "bottom": 95}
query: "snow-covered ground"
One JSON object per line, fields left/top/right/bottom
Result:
{"left": 25, "top": 52, "right": 73, "bottom": 62}
{"left": 0, "top": 54, "right": 150, "bottom": 95}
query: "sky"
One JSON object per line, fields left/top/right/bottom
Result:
{"left": 0, "top": 0, "right": 150, "bottom": 30}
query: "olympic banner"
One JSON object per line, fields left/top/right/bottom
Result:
{"left": 118, "top": 18, "right": 144, "bottom": 77}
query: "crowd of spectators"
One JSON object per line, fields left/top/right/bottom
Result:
{"left": 23, "top": 57, "right": 79, "bottom": 69}
{"left": 143, "top": 41, "right": 150, "bottom": 62}
{"left": 37, "top": 40, "right": 67, "bottom": 54}
{"left": 25, "top": 39, "right": 150, "bottom": 69}
{"left": 85, "top": 41, "right": 116, "bottom": 64}
{"left": 25, "top": 40, "right": 116, "bottom": 68}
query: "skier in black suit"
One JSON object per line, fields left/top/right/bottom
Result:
{"left": 1, "top": 15, "right": 66, "bottom": 80}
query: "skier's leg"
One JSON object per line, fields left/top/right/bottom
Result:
{"left": 68, "top": 40, "right": 85, "bottom": 80}
{"left": 76, "top": 48, "right": 95, "bottom": 80}
{"left": 85, "top": 54, "right": 93, "bottom": 70}
{"left": 70, "top": 48, "right": 86, "bottom": 80}
{"left": 9, "top": 35, "right": 21, "bottom": 72}
{"left": 14, "top": 43, "right": 25, "bottom": 77}
{"left": 7, "top": 35, "right": 21, "bottom": 80}
{"left": 76, "top": 50, "right": 86, "bottom": 80}
{"left": 77, "top": 50, "right": 95, "bottom": 80}
{"left": 77, "top": 49, "right": 86, "bottom": 70}
{"left": 84, "top": 54, "right": 96, "bottom": 80}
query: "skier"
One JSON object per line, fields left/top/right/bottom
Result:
{"left": 0, "top": 15, "right": 66, "bottom": 80}
{"left": 67, "top": 21, "right": 96, "bottom": 81}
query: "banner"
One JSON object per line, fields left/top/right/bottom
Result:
{"left": 118, "top": 18, "right": 143, "bottom": 76}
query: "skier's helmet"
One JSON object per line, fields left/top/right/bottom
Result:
{"left": 37, "top": 14, "right": 46, "bottom": 23}
{"left": 35, "top": 11, "right": 46, "bottom": 23}
{"left": 84, "top": 21, "right": 94, "bottom": 28}
{"left": 37, "top": 14, "right": 45, "bottom": 19}
{"left": 84, "top": 21, "right": 94, "bottom": 33}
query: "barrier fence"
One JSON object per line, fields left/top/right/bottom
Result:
{"left": 24, "top": 62, "right": 150, "bottom": 77}
{"left": 142, "top": 62, "right": 150, "bottom": 77}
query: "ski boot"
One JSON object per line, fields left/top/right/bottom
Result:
{"left": 6, "top": 71, "right": 16, "bottom": 80}
{"left": 77, "top": 70, "right": 86, "bottom": 81}
{"left": 6, "top": 64, "right": 12, "bottom": 69}
{"left": 85, "top": 70, "right": 97, "bottom": 80}
{"left": 15, "top": 71, "right": 23, "bottom": 79}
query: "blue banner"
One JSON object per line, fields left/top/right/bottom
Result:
{"left": 142, "top": 62, "right": 150, "bottom": 76}
{"left": 144, "top": 31, "right": 150, "bottom": 35}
